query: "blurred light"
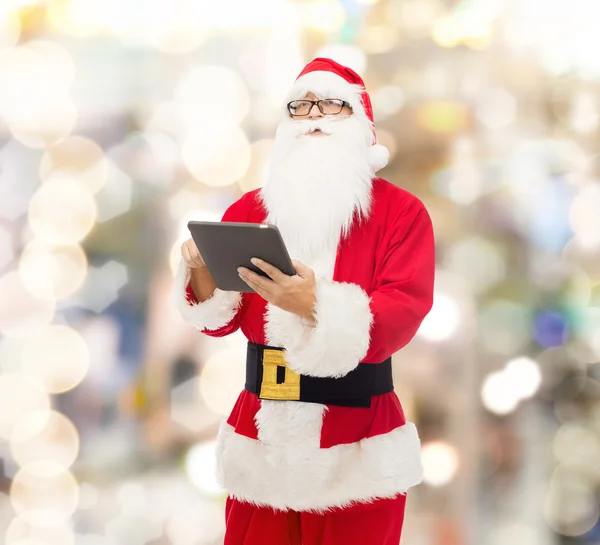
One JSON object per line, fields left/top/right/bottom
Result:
{"left": 47, "top": 0, "right": 105, "bottom": 38}
{"left": 554, "top": 423, "right": 600, "bottom": 477}
{"left": 10, "top": 410, "right": 79, "bottom": 469}
{"left": 21, "top": 324, "right": 90, "bottom": 393}
{"left": 76, "top": 482, "right": 99, "bottom": 510}
{"left": 105, "top": 0, "right": 294, "bottom": 36}
{"left": 108, "top": 0, "right": 210, "bottom": 54}
{"left": 170, "top": 377, "right": 222, "bottom": 433}
{"left": 564, "top": 266, "right": 593, "bottom": 307}
{"left": 19, "top": 240, "right": 87, "bottom": 301}
{"left": 238, "top": 139, "right": 275, "bottom": 193}
{"left": 0, "top": 225, "right": 14, "bottom": 269}
{"left": 40, "top": 136, "right": 108, "bottom": 195}
{"left": 504, "top": 357, "right": 542, "bottom": 399}
{"left": 371, "top": 86, "right": 405, "bottom": 119}
{"left": 6, "top": 517, "right": 75, "bottom": 545}
{"left": 94, "top": 162, "right": 133, "bottom": 223}
{"left": 432, "top": 7, "right": 493, "bottom": 49}
{"left": 357, "top": 25, "right": 400, "bottom": 54}
{"left": 533, "top": 310, "right": 568, "bottom": 348}
{"left": 417, "top": 293, "right": 460, "bottom": 342}
{"left": 576, "top": 307, "right": 600, "bottom": 363}
{"left": 0, "top": 336, "right": 22, "bottom": 373}
{"left": 168, "top": 190, "right": 205, "bottom": 222}
{"left": 28, "top": 176, "right": 96, "bottom": 245}
{"left": 72, "top": 261, "right": 128, "bottom": 313}
{"left": 544, "top": 477, "right": 599, "bottom": 537}
{"left": 0, "top": 373, "right": 51, "bottom": 439}
{"left": 570, "top": 92, "right": 599, "bottom": 134}
{"left": 314, "top": 45, "right": 366, "bottom": 75}
{"left": 376, "top": 129, "right": 397, "bottom": 162}
{"left": 569, "top": 183, "right": 600, "bottom": 250}
{"left": 481, "top": 371, "right": 519, "bottom": 415}
{"left": 166, "top": 501, "right": 225, "bottom": 545}
{"left": 0, "top": 9, "right": 21, "bottom": 49}
{"left": 476, "top": 89, "right": 517, "bottom": 130}
{"left": 432, "top": 15, "right": 459, "bottom": 48}
{"left": 108, "top": 131, "right": 178, "bottom": 188}
{"left": 302, "top": 0, "right": 345, "bottom": 32}
{"left": 175, "top": 66, "right": 250, "bottom": 129}
{"left": 199, "top": 350, "right": 245, "bottom": 416}
{"left": 446, "top": 237, "right": 506, "bottom": 294}
{"left": 247, "top": 97, "right": 282, "bottom": 128}
{"left": 0, "top": 271, "right": 55, "bottom": 338}
{"left": 105, "top": 514, "right": 162, "bottom": 545}
{"left": 115, "top": 482, "right": 152, "bottom": 514}
{"left": 386, "top": 0, "right": 444, "bottom": 33}
{"left": 0, "top": 41, "right": 77, "bottom": 148}
{"left": 441, "top": 136, "right": 483, "bottom": 205}
{"left": 0, "top": 40, "right": 74, "bottom": 103}
{"left": 421, "top": 441, "right": 459, "bottom": 487}
{"left": 416, "top": 101, "right": 468, "bottom": 135}
{"left": 184, "top": 440, "right": 224, "bottom": 496}
{"left": 486, "top": 522, "right": 539, "bottom": 545}
{"left": 182, "top": 127, "right": 251, "bottom": 187}
{"left": 10, "top": 461, "right": 79, "bottom": 526}
{"left": 8, "top": 101, "right": 77, "bottom": 150}
{"left": 0, "top": 139, "right": 40, "bottom": 222}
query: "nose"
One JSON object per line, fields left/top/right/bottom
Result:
{"left": 307, "top": 103, "right": 324, "bottom": 119}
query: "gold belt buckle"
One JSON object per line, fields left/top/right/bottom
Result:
{"left": 259, "top": 349, "right": 301, "bottom": 401}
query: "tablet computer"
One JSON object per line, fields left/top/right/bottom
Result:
{"left": 187, "top": 221, "right": 296, "bottom": 293}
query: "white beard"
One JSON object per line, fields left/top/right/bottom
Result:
{"left": 260, "top": 115, "right": 374, "bottom": 262}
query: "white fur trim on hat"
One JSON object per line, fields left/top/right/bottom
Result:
{"left": 287, "top": 70, "right": 389, "bottom": 172}
{"left": 368, "top": 143, "right": 389, "bottom": 172}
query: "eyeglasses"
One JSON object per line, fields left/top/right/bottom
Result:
{"left": 287, "top": 99, "right": 349, "bottom": 117}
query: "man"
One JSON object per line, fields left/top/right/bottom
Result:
{"left": 173, "top": 58, "right": 435, "bottom": 545}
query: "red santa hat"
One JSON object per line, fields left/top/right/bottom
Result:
{"left": 286, "top": 57, "right": 389, "bottom": 172}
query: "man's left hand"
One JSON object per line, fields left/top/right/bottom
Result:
{"left": 238, "top": 258, "right": 317, "bottom": 324}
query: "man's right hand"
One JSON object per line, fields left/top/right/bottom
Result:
{"left": 181, "top": 237, "right": 217, "bottom": 302}
{"left": 181, "top": 237, "right": 206, "bottom": 269}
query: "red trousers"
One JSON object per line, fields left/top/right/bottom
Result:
{"left": 224, "top": 494, "right": 407, "bottom": 545}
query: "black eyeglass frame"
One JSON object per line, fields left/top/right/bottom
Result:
{"left": 286, "top": 99, "right": 350, "bottom": 117}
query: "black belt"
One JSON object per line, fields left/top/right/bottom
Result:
{"left": 245, "top": 342, "right": 393, "bottom": 408}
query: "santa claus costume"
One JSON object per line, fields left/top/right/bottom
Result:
{"left": 173, "top": 58, "right": 435, "bottom": 544}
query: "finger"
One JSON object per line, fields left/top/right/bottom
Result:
{"left": 186, "top": 240, "right": 205, "bottom": 268}
{"left": 239, "top": 272, "right": 271, "bottom": 301}
{"left": 250, "top": 258, "right": 288, "bottom": 284}
{"left": 182, "top": 240, "right": 202, "bottom": 268}
{"left": 291, "top": 259, "right": 311, "bottom": 277}
{"left": 239, "top": 267, "right": 276, "bottom": 295}
{"left": 181, "top": 243, "right": 195, "bottom": 268}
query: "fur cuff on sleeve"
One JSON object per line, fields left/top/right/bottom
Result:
{"left": 284, "top": 280, "right": 373, "bottom": 378}
{"left": 172, "top": 257, "right": 242, "bottom": 331}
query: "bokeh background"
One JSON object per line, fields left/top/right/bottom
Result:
{"left": 1, "top": 0, "right": 600, "bottom": 544}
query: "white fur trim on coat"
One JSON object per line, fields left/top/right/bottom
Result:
{"left": 265, "top": 280, "right": 373, "bottom": 378}
{"left": 216, "top": 418, "right": 423, "bottom": 512}
{"left": 172, "top": 257, "right": 242, "bottom": 331}
{"left": 287, "top": 70, "right": 389, "bottom": 171}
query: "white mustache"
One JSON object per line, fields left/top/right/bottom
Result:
{"left": 288, "top": 118, "right": 342, "bottom": 137}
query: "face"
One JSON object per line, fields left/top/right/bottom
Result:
{"left": 289, "top": 92, "right": 353, "bottom": 136}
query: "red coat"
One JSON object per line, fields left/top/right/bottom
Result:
{"left": 174, "top": 178, "right": 435, "bottom": 512}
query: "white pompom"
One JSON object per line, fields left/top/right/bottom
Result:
{"left": 368, "top": 144, "right": 389, "bottom": 172}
